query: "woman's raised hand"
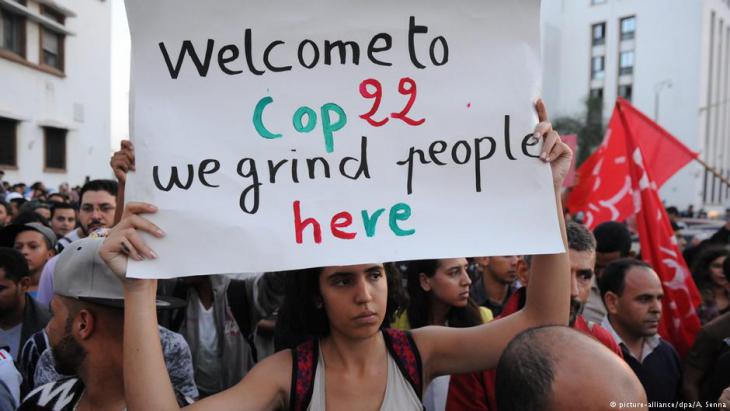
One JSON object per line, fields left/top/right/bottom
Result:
{"left": 534, "top": 99, "right": 573, "bottom": 188}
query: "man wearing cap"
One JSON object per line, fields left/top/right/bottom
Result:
{"left": 0, "top": 222, "right": 56, "bottom": 298}
{"left": 0, "top": 248, "right": 50, "bottom": 359}
{"left": 19, "top": 238, "right": 197, "bottom": 410}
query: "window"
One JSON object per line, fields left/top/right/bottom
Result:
{"left": 39, "top": 7, "right": 64, "bottom": 71}
{"left": 591, "top": 56, "right": 605, "bottom": 79}
{"left": 44, "top": 127, "right": 67, "bottom": 170}
{"left": 619, "top": 51, "right": 634, "bottom": 75}
{"left": 589, "top": 88, "right": 604, "bottom": 99}
{"left": 620, "top": 16, "right": 636, "bottom": 40}
{"left": 592, "top": 23, "right": 606, "bottom": 46}
{"left": 618, "top": 84, "right": 633, "bottom": 101}
{"left": 591, "top": 0, "right": 607, "bottom": 4}
{"left": 41, "top": 28, "right": 63, "bottom": 69}
{"left": 0, "top": 8, "right": 25, "bottom": 56}
{"left": 0, "top": 118, "right": 18, "bottom": 167}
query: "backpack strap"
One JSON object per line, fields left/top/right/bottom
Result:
{"left": 383, "top": 328, "right": 423, "bottom": 398}
{"left": 289, "top": 338, "right": 318, "bottom": 411}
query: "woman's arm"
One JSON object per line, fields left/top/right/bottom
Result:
{"left": 100, "top": 203, "right": 290, "bottom": 411}
{"left": 413, "top": 100, "right": 572, "bottom": 380}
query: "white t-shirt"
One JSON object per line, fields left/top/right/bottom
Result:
{"left": 0, "top": 349, "right": 21, "bottom": 410}
{"left": 194, "top": 301, "right": 222, "bottom": 395}
{"left": 0, "top": 324, "right": 22, "bottom": 358}
{"left": 423, "top": 375, "right": 450, "bottom": 411}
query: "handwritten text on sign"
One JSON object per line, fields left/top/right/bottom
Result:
{"left": 124, "top": 0, "right": 563, "bottom": 278}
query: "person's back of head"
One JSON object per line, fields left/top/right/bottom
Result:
{"left": 593, "top": 222, "right": 632, "bottom": 277}
{"left": 0, "top": 247, "right": 30, "bottom": 281}
{"left": 0, "top": 248, "right": 32, "bottom": 329}
{"left": 593, "top": 222, "right": 631, "bottom": 257}
{"left": 10, "top": 210, "right": 49, "bottom": 226}
{"left": 496, "top": 325, "right": 647, "bottom": 411}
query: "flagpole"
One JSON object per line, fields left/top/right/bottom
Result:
{"left": 693, "top": 157, "right": 730, "bottom": 187}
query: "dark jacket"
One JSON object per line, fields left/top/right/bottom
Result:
{"left": 20, "top": 295, "right": 50, "bottom": 356}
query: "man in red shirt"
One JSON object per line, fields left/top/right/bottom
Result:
{"left": 447, "top": 221, "right": 622, "bottom": 411}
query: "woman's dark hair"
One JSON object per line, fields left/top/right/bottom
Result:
{"left": 276, "top": 263, "right": 407, "bottom": 350}
{"left": 405, "top": 259, "right": 482, "bottom": 329}
{"left": 692, "top": 245, "right": 730, "bottom": 298}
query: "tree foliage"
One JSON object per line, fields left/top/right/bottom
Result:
{"left": 552, "top": 96, "right": 606, "bottom": 167}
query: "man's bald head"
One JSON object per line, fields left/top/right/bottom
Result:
{"left": 496, "top": 326, "right": 646, "bottom": 411}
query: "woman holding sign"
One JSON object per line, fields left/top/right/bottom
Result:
{"left": 100, "top": 100, "right": 572, "bottom": 411}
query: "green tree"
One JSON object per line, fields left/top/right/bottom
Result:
{"left": 552, "top": 96, "right": 606, "bottom": 167}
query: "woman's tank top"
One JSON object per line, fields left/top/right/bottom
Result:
{"left": 306, "top": 343, "right": 423, "bottom": 410}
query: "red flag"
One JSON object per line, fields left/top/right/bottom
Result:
{"left": 567, "top": 99, "right": 698, "bottom": 228}
{"left": 617, "top": 102, "right": 702, "bottom": 357}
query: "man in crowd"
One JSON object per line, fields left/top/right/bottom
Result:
{"left": 36, "top": 179, "right": 118, "bottom": 305}
{"left": 584, "top": 221, "right": 632, "bottom": 323}
{"left": 496, "top": 326, "right": 647, "bottom": 411}
{"left": 0, "top": 201, "right": 9, "bottom": 227}
{"left": 682, "top": 257, "right": 730, "bottom": 408}
{"left": 158, "top": 275, "right": 257, "bottom": 397}
{"left": 0, "top": 222, "right": 56, "bottom": 297}
{"left": 470, "top": 255, "right": 519, "bottom": 316}
{"left": 447, "top": 221, "right": 622, "bottom": 411}
{"left": 56, "top": 179, "right": 117, "bottom": 250}
{"left": 20, "top": 201, "right": 51, "bottom": 221}
{"left": 6, "top": 196, "right": 25, "bottom": 220}
{"left": 0, "top": 248, "right": 49, "bottom": 359}
{"left": 599, "top": 258, "right": 681, "bottom": 408}
{"left": 19, "top": 238, "right": 197, "bottom": 410}
{"left": 49, "top": 203, "right": 77, "bottom": 240}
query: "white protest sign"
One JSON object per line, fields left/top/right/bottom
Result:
{"left": 124, "top": 0, "right": 563, "bottom": 278}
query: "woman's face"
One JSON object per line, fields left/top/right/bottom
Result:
{"left": 319, "top": 264, "right": 388, "bottom": 339}
{"left": 420, "top": 258, "right": 471, "bottom": 308}
{"left": 709, "top": 256, "right": 729, "bottom": 288}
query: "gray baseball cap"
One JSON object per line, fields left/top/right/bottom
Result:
{"left": 54, "top": 238, "right": 184, "bottom": 309}
{"left": 0, "top": 222, "right": 57, "bottom": 249}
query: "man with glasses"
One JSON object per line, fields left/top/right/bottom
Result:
{"left": 56, "top": 180, "right": 117, "bottom": 251}
{"left": 36, "top": 180, "right": 117, "bottom": 306}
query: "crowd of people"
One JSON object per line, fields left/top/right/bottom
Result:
{"left": 0, "top": 105, "right": 728, "bottom": 410}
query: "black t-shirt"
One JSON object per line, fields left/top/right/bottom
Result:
{"left": 18, "top": 377, "right": 83, "bottom": 411}
{"left": 686, "top": 312, "right": 730, "bottom": 402}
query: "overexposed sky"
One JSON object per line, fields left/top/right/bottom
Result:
{"left": 110, "top": 0, "right": 130, "bottom": 151}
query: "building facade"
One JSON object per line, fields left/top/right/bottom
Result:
{"left": 542, "top": 0, "right": 730, "bottom": 210}
{"left": 0, "top": 0, "right": 112, "bottom": 190}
